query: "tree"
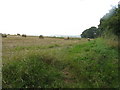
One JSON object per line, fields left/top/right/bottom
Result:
{"left": 98, "top": 4, "right": 120, "bottom": 37}
{"left": 81, "top": 27, "right": 99, "bottom": 38}
{"left": 81, "top": 4, "right": 120, "bottom": 39}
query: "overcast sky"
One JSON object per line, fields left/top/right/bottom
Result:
{"left": 0, "top": 0, "right": 119, "bottom": 36}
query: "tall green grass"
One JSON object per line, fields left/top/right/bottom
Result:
{"left": 3, "top": 38, "right": 118, "bottom": 88}
{"left": 65, "top": 38, "right": 118, "bottom": 88}
{"left": 3, "top": 55, "right": 65, "bottom": 88}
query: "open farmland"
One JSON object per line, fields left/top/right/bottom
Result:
{"left": 2, "top": 36, "right": 85, "bottom": 64}
{"left": 2, "top": 36, "right": 119, "bottom": 88}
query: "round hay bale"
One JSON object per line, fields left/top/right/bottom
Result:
{"left": 39, "top": 35, "right": 44, "bottom": 39}
{"left": 22, "top": 34, "right": 26, "bottom": 37}
{"left": 2, "top": 34, "right": 7, "bottom": 38}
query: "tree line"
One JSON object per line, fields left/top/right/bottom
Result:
{"left": 81, "top": 4, "right": 120, "bottom": 39}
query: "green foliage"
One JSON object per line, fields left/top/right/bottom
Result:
{"left": 3, "top": 38, "right": 118, "bottom": 88}
{"left": 3, "top": 55, "right": 64, "bottom": 88}
{"left": 81, "top": 27, "right": 99, "bottom": 38}
{"left": 81, "top": 4, "right": 120, "bottom": 39}
{"left": 65, "top": 39, "right": 118, "bottom": 88}
{"left": 98, "top": 5, "right": 120, "bottom": 37}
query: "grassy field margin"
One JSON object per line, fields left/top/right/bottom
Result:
{"left": 2, "top": 37, "right": 119, "bottom": 88}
